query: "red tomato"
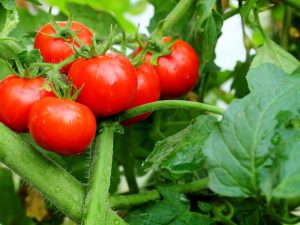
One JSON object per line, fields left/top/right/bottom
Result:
{"left": 28, "top": 97, "right": 96, "bottom": 155}
{"left": 68, "top": 53, "right": 137, "bottom": 117}
{"left": 136, "top": 37, "right": 199, "bottom": 99}
{"left": 0, "top": 75, "right": 54, "bottom": 132}
{"left": 34, "top": 21, "right": 93, "bottom": 73}
{"left": 122, "top": 63, "right": 160, "bottom": 126}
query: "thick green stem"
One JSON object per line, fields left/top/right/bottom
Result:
{"left": 223, "top": 8, "right": 239, "bottom": 20}
{"left": 82, "top": 123, "right": 117, "bottom": 225}
{"left": 280, "top": 5, "right": 292, "bottom": 50}
{"left": 152, "top": 0, "right": 195, "bottom": 37}
{"left": 282, "top": 0, "right": 300, "bottom": 11}
{"left": 117, "top": 100, "right": 224, "bottom": 121}
{"left": 0, "top": 123, "right": 125, "bottom": 224}
{"left": 109, "top": 178, "right": 208, "bottom": 208}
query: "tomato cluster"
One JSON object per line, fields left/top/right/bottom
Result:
{"left": 0, "top": 20, "right": 199, "bottom": 155}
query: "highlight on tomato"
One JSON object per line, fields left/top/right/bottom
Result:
{"left": 28, "top": 97, "right": 97, "bottom": 155}
{"left": 68, "top": 52, "right": 137, "bottom": 117}
{"left": 0, "top": 75, "right": 54, "bottom": 132}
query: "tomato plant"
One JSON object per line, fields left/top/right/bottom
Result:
{"left": 0, "top": 75, "right": 54, "bottom": 132}
{"left": 68, "top": 53, "right": 137, "bottom": 117}
{"left": 1, "top": 0, "right": 300, "bottom": 225}
{"left": 28, "top": 97, "right": 96, "bottom": 155}
{"left": 34, "top": 21, "right": 93, "bottom": 73}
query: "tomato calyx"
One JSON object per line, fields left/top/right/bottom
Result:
{"left": 46, "top": 73, "right": 83, "bottom": 101}
{"left": 46, "top": 8, "right": 85, "bottom": 45}
{"left": 133, "top": 36, "right": 179, "bottom": 67}
{"left": 10, "top": 49, "right": 44, "bottom": 79}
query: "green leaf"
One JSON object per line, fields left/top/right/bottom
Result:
{"left": 195, "top": 0, "right": 217, "bottom": 27}
{"left": 128, "top": 188, "right": 211, "bottom": 225}
{"left": 0, "top": 58, "right": 14, "bottom": 79}
{"left": 24, "top": 0, "right": 42, "bottom": 5}
{"left": 0, "top": 166, "right": 34, "bottom": 225}
{"left": 0, "top": 38, "right": 23, "bottom": 59}
{"left": 251, "top": 40, "right": 300, "bottom": 74}
{"left": 240, "top": 0, "right": 256, "bottom": 21}
{"left": 127, "top": 0, "right": 148, "bottom": 15}
{"left": 200, "top": 10, "right": 223, "bottom": 63}
{"left": 204, "top": 64, "right": 300, "bottom": 197}
{"left": 231, "top": 58, "right": 252, "bottom": 98}
{"left": 260, "top": 112, "right": 300, "bottom": 200}
{"left": 144, "top": 115, "right": 217, "bottom": 180}
{"left": 0, "top": 0, "right": 16, "bottom": 10}
{"left": 67, "top": 3, "right": 122, "bottom": 39}
{"left": 148, "top": 0, "right": 193, "bottom": 35}
{"left": 44, "top": 0, "right": 136, "bottom": 33}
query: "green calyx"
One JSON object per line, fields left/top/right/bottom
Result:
{"left": 45, "top": 73, "right": 83, "bottom": 101}
{"left": 10, "top": 49, "right": 44, "bottom": 79}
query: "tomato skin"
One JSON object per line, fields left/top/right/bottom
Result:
{"left": 28, "top": 97, "right": 96, "bottom": 155}
{"left": 136, "top": 37, "right": 199, "bottom": 99}
{"left": 0, "top": 75, "right": 54, "bottom": 132}
{"left": 122, "top": 63, "right": 161, "bottom": 126}
{"left": 34, "top": 21, "right": 93, "bottom": 73}
{"left": 68, "top": 53, "right": 137, "bottom": 117}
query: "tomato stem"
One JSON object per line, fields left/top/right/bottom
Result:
{"left": 151, "top": 0, "right": 195, "bottom": 38}
{"left": 0, "top": 123, "right": 126, "bottom": 224}
{"left": 109, "top": 178, "right": 208, "bottom": 208}
{"left": 82, "top": 122, "right": 120, "bottom": 225}
{"left": 117, "top": 100, "right": 224, "bottom": 121}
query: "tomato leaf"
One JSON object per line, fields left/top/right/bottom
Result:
{"left": 199, "top": 10, "right": 223, "bottom": 63}
{"left": 148, "top": 0, "right": 194, "bottom": 35}
{"left": 195, "top": 0, "right": 217, "bottom": 27}
{"left": 231, "top": 58, "right": 252, "bottom": 98}
{"left": 251, "top": 39, "right": 300, "bottom": 74}
{"left": 144, "top": 115, "right": 217, "bottom": 180}
{"left": 0, "top": 58, "right": 14, "bottom": 79}
{"left": 66, "top": 3, "right": 123, "bottom": 39}
{"left": 204, "top": 63, "right": 300, "bottom": 197}
{"left": 0, "top": 0, "right": 16, "bottom": 11}
{"left": 260, "top": 111, "right": 300, "bottom": 200}
{"left": 128, "top": 188, "right": 211, "bottom": 225}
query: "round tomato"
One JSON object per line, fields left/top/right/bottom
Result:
{"left": 68, "top": 53, "right": 137, "bottom": 117}
{"left": 0, "top": 75, "right": 54, "bottom": 132}
{"left": 28, "top": 97, "right": 96, "bottom": 155}
{"left": 34, "top": 21, "right": 93, "bottom": 73}
{"left": 122, "top": 63, "right": 160, "bottom": 126}
{"left": 136, "top": 37, "right": 199, "bottom": 99}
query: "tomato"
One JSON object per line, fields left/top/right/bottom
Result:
{"left": 0, "top": 75, "right": 54, "bottom": 132}
{"left": 28, "top": 97, "right": 96, "bottom": 155}
{"left": 122, "top": 63, "right": 160, "bottom": 126}
{"left": 68, "top": 53, "right": 137, "bottom": 117}
{"left": 34, "top": 21, "right": 93, "bottom": 74}
{"left": 136, "top": 37, "right": 199, "bottom": 99}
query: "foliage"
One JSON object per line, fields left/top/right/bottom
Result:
{"left": 1, "top": 0, "right": 300, "bottom": 225}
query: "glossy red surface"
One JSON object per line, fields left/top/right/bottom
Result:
{"left": 122, "top": 63, "right": 161, "bottom": 126}
{"left": 68, "top": 53, "right": 137, "bottom": 117}
{"left": 28, "top": 97, "right": 96, "bottom": 155}
{"left": 0, "top": 75, "right": 54, "bottom": 132}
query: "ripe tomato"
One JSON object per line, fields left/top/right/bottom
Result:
{"left": 0, "top": 75, "right": 54, "bottom": 132}
{"left": 136, "top": 37, "right": 199, "bottom": 99}
{"left": 122, "top": 63, "right": 160, "bottom": 126}
{"left": 28, "top": 97, "right": 96, "bottom": 155}
{"left": 68, "top": 53, "right": 137, "bottom": 117}
{"left": 34, "top": 21, "right": 93, "bottom": 73}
